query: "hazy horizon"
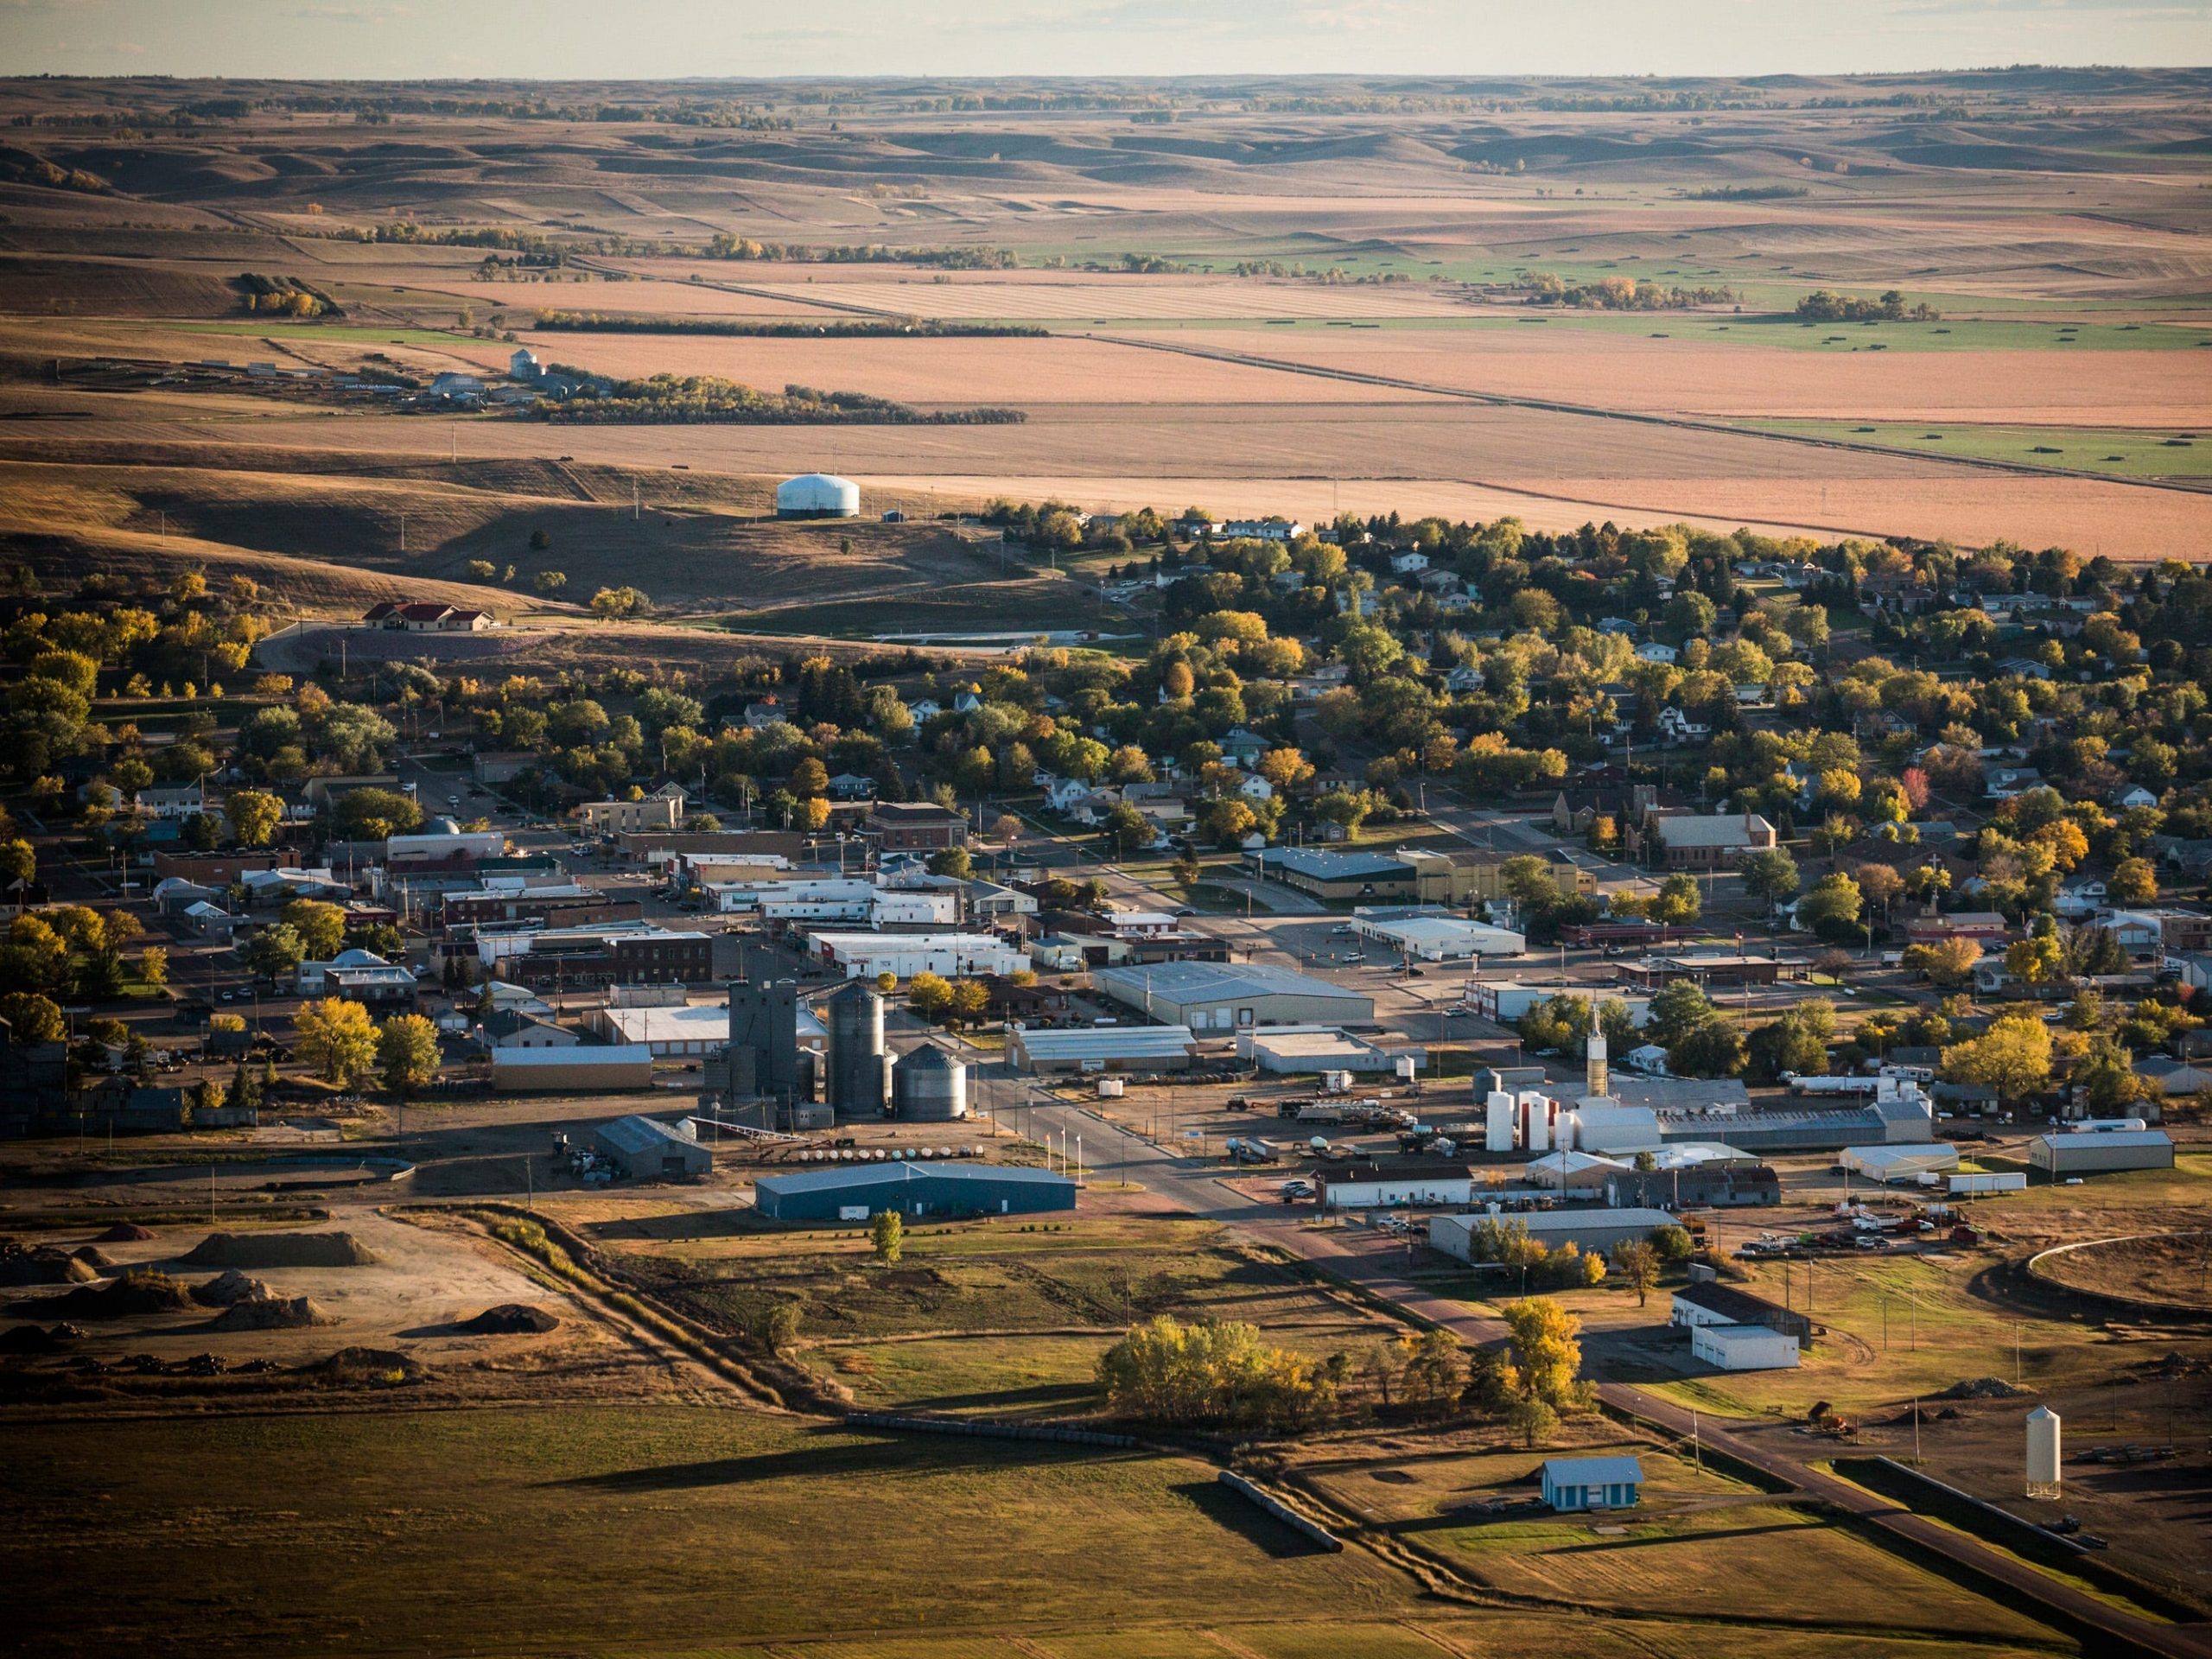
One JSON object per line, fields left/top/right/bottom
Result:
{"left": 4, "top": 1, "right": 2210, "bottom": 82}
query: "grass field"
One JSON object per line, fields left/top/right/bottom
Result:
{"left": 1745, "top": 419, "right": 2212, "bottom": 480}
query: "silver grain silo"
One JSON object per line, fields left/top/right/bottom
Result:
{"left": 892, "top": 1043, "right": 968, "bottom": 1122}
{"left": 825, "top": 981, "right": 888, "bottom": 1117}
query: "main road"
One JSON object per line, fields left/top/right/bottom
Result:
{"left": 993, "top": 1069, "right": 2209, "bottom": 1659}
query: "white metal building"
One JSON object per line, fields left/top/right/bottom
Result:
{"left": 1840, "top": 1142, "right": 1960, "bottom": 1184}
{"left": 805, "top": 931, "right": 1027, "bottom": 981}
{"left": 1238, "top": 1027, "right": 1426, "bottom": 1076}
{"left": 1691, "top": 1323, "right": 1801, "bottom": 1371}
{"left": 1314, "top": 1162, "right": 1476, "bottom": 1210}
{"left": 1350, "top": 912, "right": 1526, "bottom": 961}
{"left": 590, "top": 1002, "right": 733, "bottom": 1058}
{"left": 1007, "top": 1026, "right": 1198, "bottom": 1075}
{"left": 775, "top": 472, "right": 861, "bottom": 518}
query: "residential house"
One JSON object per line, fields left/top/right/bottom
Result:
{"left": 1986, "top": 766, "right": 2044, "bottom": 800}
{"left": 362, "top": 601, "right": 491, "bottom": 632}
{"left": 1389, "top": 550, "right": 1430, "bottom": 575}
{"left": 1636, "top": 641, "right": 1679, "bottom": 664}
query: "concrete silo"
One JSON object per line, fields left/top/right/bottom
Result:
{"left": 892, "top": 1044, "right": 968, "bottom": 1122}
{"left": 825, "top": 981, "right": 889, "bottom": 1118}
{"left": 2025, "top": 1406, "right": 2062, "bottom": 1497}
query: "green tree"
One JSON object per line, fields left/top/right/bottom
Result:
{"left": 239, "top": 922, "right": 305, "bottom": 984}
{"left": 869, "top": 1209, "right": 904, "bottom": 1264}
{"left": 1740, "top": 847, "right": 1801, "bottom": 914}
{"left": 1668, "top": 1020, "right": 1747, "bottom": 1079}
{"left": 1644, "top": 980, "right": 1719, "bottom": 1050}
{"left": 330, "top": 786, "right": 423, "bottom": 842}
{"left": 1650, "top": 872, "right": 1700, "bottom": 926}
{"left": 1103, "top": 799, "right": 1152, "bottom": 856}
{"left": 376, "top": 1012, "right": 442, "bottom": 1098}
{"left": 1796, "top": 872, "right": 1865, "bottom": 938}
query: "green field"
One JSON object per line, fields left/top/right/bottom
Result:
{"left": 1743, "top": 418, "right": 2212, "bottom": 480}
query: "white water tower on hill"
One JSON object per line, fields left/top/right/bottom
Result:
{"left": 2025, "top": 1405, "right": 2062, "bottom": 1497}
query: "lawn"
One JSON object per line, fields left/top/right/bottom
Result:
{"left": 1741, "top": 418, "right": 2212, "bottom": 480}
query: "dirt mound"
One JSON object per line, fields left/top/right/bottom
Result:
{"left": 26, "top": 1269, "right": 194, "bottom": 1319}
{"left": 93, "top": 1223, "right": 157, "bottom": 1243}
{"left": 70, "top": 1246, "right": 117, "bottom": 1270}
{"left": 296, "top": 1346, "right": 426, "bottom": 1386}
{"left": 0, "top": 1322, "right": 82, "bottom": 1355}
{"left": 1936, "top": 1376, "right": 2031, "bottom": 1401}
{"left": 0, "top": 1242, "right": 98, "bottom": 1287}
{"left": 182, "top": 1231, "right": 380, "bottom": 1268}
{"left": 213, "top": 1295, "right": 337, "bottom": 1332}
{"left": 460, "top": 1303, "right": 560, "bottom": 1335}
{"left": 190, "top": 1269, "right": 271, "bottom": 1308}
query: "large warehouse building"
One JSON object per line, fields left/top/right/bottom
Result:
{"left": 753, "top": 1160, "right": 1076, "bottom": 1221}
{"left": 775, "top": 472, "right": 861, "bottom": 518}
{"left": 492, "top": 1045, "right": 654, "bottom": 1093}
{"left": 1350, "top": 909, "right": 1525, "bottom": 961}
{"left": 806, "top": 931, "right": 1027, "bottom": 982}
{"left": 1007, "top": 1025, "right": 1197, "bottom": 1075}
{"left": 1090, "top": 960, "right": 1373, "bottom": 1031}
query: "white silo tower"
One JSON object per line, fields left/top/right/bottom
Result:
{"left": 1484, "top": 1090, "right": 1516, "bottom": 1154}
{"left": 2024, "top": 1406, "right": 2062, "bottom": 1497}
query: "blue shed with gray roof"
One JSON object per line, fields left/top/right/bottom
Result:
{"left": 1541, "top": 1455, "right": 1643, "bottom": 1512}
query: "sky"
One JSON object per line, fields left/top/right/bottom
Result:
{"left": 3, "top": 0, "right": 2209, "bottom": 79}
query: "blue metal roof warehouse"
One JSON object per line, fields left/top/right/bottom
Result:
{"left": 753, "top": 1160, "right": 1077, "bottom": 1221}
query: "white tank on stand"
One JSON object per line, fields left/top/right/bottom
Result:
{"left": 2025, "top": 1406, "right": 2062, "bottom": 1495}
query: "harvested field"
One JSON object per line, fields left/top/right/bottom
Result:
{"left": 508, "top": 327, "right": 1453, "bottom": 405}
{"left": 1161, "top": 323, "right": 2212, "bottom": 429}
{"left": 0, "top": 256, "right": 241, "bottom": 318}
{"left": 2031, "top": 1231, "right": 2212, "bottom": 1313}
{"left": 724, "top": 273, "right": 1474, "bottom": 321}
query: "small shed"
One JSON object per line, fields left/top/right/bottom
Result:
{"left": 593, "top": 1114, "right": 712, "bottom": 1180}
{"left": 1541, "top": 1456, "right": 1643, "bottom": 1512}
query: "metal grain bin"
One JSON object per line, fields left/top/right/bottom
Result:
{"left": 892, "top": 1044, "right": 968, "bottom": 1122}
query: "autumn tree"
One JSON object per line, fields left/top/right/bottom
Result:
{"left": 2110, "top": 857, "right": 2158, "bottom": 906}
{"left": 295, "top": 997, "right": 378, "bottom": 1085}
{"left": 1941, "top": 1014, "right": 2053, "bottom": 1109}
{"left": 1617, "top": 1240, "right": 1660, "bottom": 1307}
{"left": 282, "top": 898, "right": 346, "bottom": 961}
{"left": 870, "top": 1208, "right": 904, "bottom": 1264}
{"left": 376, "top": 1013, "right": 442, "bottom": 1097}
{"left": 225, "top": 788, "right": 283, "bottom": 849}
{"left": 906, "top": 971, "right": 953, "bottom": 1024}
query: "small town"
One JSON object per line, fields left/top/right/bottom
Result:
{"left": 2, "top": 33, "right": 2209, "bottom": 1659}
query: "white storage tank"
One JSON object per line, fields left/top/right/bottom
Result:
{"left": 1519, "top": 1090, "right": 1552, "bottom": 1154}
{"left": 1096, "top": 1077, "right": 1125, "bottom": 1099}
{"left": 775, "top": 472, "right": 861, "bottom": 518}
{"left": 1395, "top": 1053, "right": 1417, "bottom": 1083}
{"left": 2025, "top": 1405, "right": 2062, "bottom": 1493}
{"left": 1484, "top": 1090, "right": 1516, "bottom": 1154}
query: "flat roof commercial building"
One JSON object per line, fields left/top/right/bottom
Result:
{"left": 1249, "top": 848, "right": 1414, "bottom": 902}
{"left": 1604, "top": 1164, "right": 1781, "bottom": 1209}
{"left": 590, "top": 1002, "right": 738, "bottom": 1058}
{"left": 1314, "top": 1162, "right": 1476, "bottom": 1210}
{"left": 1007, "top": 1025, "right": 1198, "bottom": 1075}
{"left": 1623, "top": 953, "right": 1783, "bottom": 989}
{"left": 1091, "top": 960, "right": 1373, "bottom": 1032}
{"left": 1351, "top": 910, "right": 1526, "bottom": 961}
{"left": 753, "top": 1160, "right": 1076, "bottom": 1221}
{"left": 2028, "top": 1128, "right": 2176, "bottom": 1176}
{"left": 1238, "top": 1027, "right": 1425, "bottom": 1076}
{"left": 1656, "top": 1098, "right": 1934, "bottom": 1153}
{"left": 493, "top": 1045, "right": 655, "bottom": 1093}
{"left": 594, "top": 1114, "right": 713, "bottom": 1179}
{"left": 1429, "top": 1206, "right": 1677, "bottom": 1262}
{"left": 805, "top": 931, "right": 1027, "bottom": 982}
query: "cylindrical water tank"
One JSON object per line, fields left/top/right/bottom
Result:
{"left": 892, "top": 1044, "right": 968, "bottom": 1122}
{"left": 775, "top": 472, "right": 861, "bottom": 518}
{"left": 2025, "top": 1406, "right": 2062, "bottom": 1489}
{"left": 1484, "top": 1090, "right": 1516, "bottom": 1154}
{"left": 1395, "top": 1054, "right": 1417, "bottom": 1083}
{"left": 1096, "top": 1077, "right": 1125, "bottom": 1099}
{"left": 1522, "top": 1091, "right": 1550, "bottom": 1154}
{"left": 825, "top": 982, "right": 888, "bottom": 1117}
